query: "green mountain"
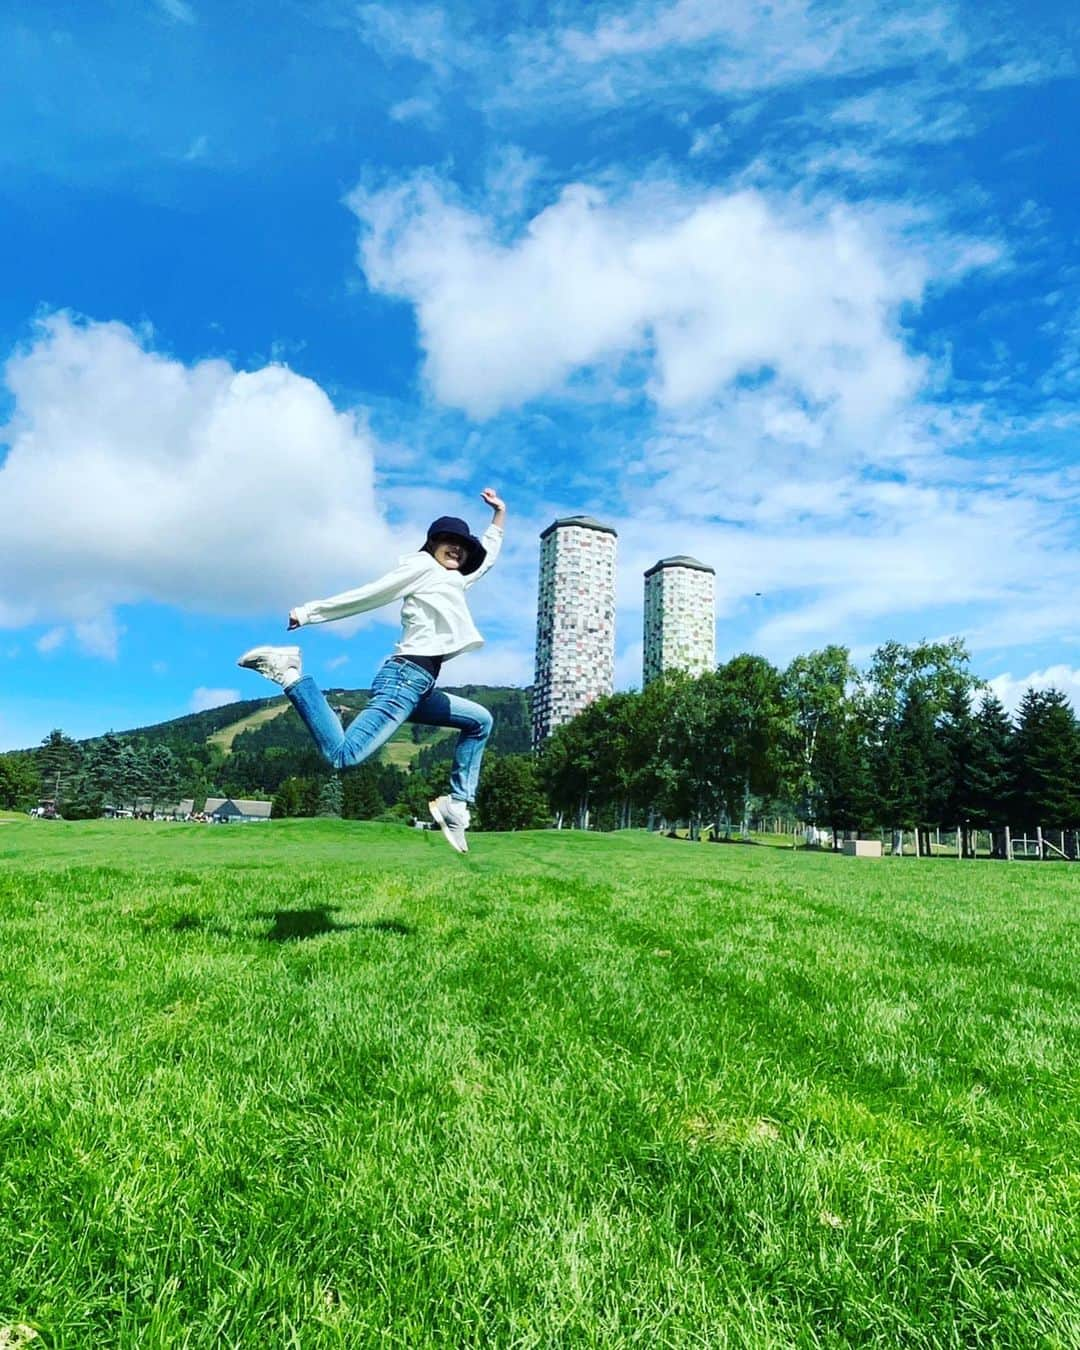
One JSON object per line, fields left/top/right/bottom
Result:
{"left": 3, "top": 685, "right": 533, "bottom": 812}
{"left": 101, "top": 685, "right": 531, "bottom": 796}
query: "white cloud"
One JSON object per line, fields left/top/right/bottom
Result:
{"left": 977, "top": 49, "right": 1077, "bottom": 90}
{"left": 325, "top": 654, "right": 349, "bottom": 671}
{"left": 987, "top": 666, "right": 1080, "bottom": 715}
{"left": 615, "top": 637, "right": 645, "bottom": 690}
{"left": 350, "top": 0, "right": 1070, "bottom": 134}
{"left": 346, "top": 161, "right": 1080, "bottom": 678}
{"left": 357, "top": 0, "right": 965, "bottom": 111}
{"left": 828, "top": 87, "right": 972, "bottom": 146}
{"left": 534, "top": 0, "right": 962, "bottom": 96}
{"left": 358, "top": 4, "right": 473, "bottom": 78}
{"left": 350, "top": 175, "right": 971, "bottom": 430}
{"left": 73, "top": 614, "right": 124, "bottom": 661}
{"left": 182, "top": 134, "right": 209, "bottom": 161}
{"left": 0, "top": 313, "right": 401, "bottom": 646}
{"left": 688, "top": 124, "right": 729, "bottom": 159}
{"left": 154, "top": 0, "right": 196, "bottom": 24}
{"left": 346, "top": 0, "right": 1073, "bottom": 199}
{"left": 444, "top": 640, "right": 534, "bottom": 688}
{"left": 483, "top": 146, "right": 546, "bottom": 217}
{"left": 191, "top": 687, "right": 239, "bottom": 712}
{"left": 36, "top": 627, "right": 66, "bottom": 655}
{"left": 608, "top": 399, "right": 1079, "bottom": 661}
{"left": 389, "top": 96, "right": 439, "bottom": 125}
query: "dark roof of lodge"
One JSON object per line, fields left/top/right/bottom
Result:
{"left": 540, "top": 515, "right": 618, "bottom": 540}
{"left": 644, "top": 555, "right": 715, "bottom": 577}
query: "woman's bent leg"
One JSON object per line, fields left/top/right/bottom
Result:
{"left": 285, "top": 677, "right": 348, "bottom": 764}
{"left": 409, "top": 689, "right": 493, "bottom": 802}
{"left": 287, "top": 661, "right": 433, "bottom": 771}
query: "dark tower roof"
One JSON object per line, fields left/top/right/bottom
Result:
{"left": 540, "top": 515, "right": 618, "bottom": 540}
{"left": 644, "top": 555, "right": 714, "bottom": 578}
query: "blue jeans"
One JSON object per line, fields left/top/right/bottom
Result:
{"left": 285, "top": 658, "right": 493, "bottom": 802}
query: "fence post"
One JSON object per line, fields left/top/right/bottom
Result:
{"left": 1004, "top": 825, "right": 1012, "bottom": 861}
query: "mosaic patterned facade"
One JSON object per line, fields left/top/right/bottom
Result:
{"left": 532, "top": 516, "right": 618, "bottom": 747}
{"left": 642, "top": 556, "right": 716, "bottom": 686}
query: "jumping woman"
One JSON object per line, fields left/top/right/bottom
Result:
{"left": 237, "top": 488, "right": 507, "bottom": 853}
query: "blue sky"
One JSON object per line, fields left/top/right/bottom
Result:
{"left": 1, "top": 0, "right": 1078, "bottom": 750}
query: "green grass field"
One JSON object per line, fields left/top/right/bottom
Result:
{"left": 1, "top": 820, "right": 1078, "bottom": 1348}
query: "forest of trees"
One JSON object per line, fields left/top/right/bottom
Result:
{"left": 534, "top": 640, "right": 1080, "bottom": 856}
{"left": 0, "top": 686, "right": 534, "bottom": 829}
{"left": 2, "top": 643, "right": 1076, "bottom": 853}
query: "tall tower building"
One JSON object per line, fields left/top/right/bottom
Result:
{"left": 532, "top": 516, "right": 618, "bottom": 747}
{"left": 643, "top": 556, "right": 716, "bottom": 686}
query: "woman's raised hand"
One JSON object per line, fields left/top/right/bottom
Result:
{"left": 480, "top": 487, "right": 506, "bottom": 512}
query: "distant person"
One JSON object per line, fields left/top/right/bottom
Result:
{"left": 238, "top": 488, "right": 507, "bottom": 854}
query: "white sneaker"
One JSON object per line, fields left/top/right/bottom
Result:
{"left": 237, "top": 645, "right": 302, "bottom": 688}
{"left": 428, "top": 796, "right": 470, "bottom": 854}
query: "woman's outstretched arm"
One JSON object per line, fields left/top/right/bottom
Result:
{"left": 464, "top": 487, "right": 506, "bottom": 588}
{"left": 287, "top": 553, "right": 430, "bottom": 630}
{"left": 481, "top": 486, "right": 506, "bottom": 530}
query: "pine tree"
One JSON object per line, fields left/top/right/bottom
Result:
{"left": 889, "top": 685, "right": 946, "bottom": 848}
{"left": 316, "top": 775, "right": 343, "bottom": 818}
{"left": 85, "top": 732, "right": 126, "bottom": 808}
{"left": 939, "top": 685, "right": 980, "bottom": 854}
{"left": 863, "top": 639, "right": 979, "bottom": 848}
{"left": 342, "top": 764, "right": 385, "bottom": 820}
{"left": 272, "top": 777, "right": 302, "bottom": 818}
{"left": 377, "top": 763, "right": 408, "bottom": 809}
{"left": 116, "top": 742, "right": 151, "bottom": 812}
{"left": 38, "top": 729, "right": 81, "bottom": 808}
{"left": 970, "top": 693, "right": 1013, "bottom": 852}
{"left": 147, "top": 745, "right": 181, "bottom": 812}
{"left": 299, "top": 777, "right": 321, "bottom": 817}
{"left": 1013, "top": 688, "right": 1080, "bottom": 829}
{"left": 817, "top": 709, "right": 874, "bottom": 840}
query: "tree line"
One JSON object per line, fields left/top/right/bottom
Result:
{"left": 3, "top": 641, "right": 1075, "bottom": 850}
{"left": 534, "top": 640, "right": 1080, "bottom": 854}
{"left": 0, "top": 731, "right": 187, "bottom": 818}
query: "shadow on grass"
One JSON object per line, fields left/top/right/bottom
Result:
{"left": 170, "top": 909, "right": 414, "bottom": 941}
{"left": 263, "top": 908, "right": 416, "bottom": 941}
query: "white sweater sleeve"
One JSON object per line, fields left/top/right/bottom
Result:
{"left": 292, "top": 554, "right": 431, "bottom": 627}
{"left": 464, "top": 524, "right": 504, "bottom": 588}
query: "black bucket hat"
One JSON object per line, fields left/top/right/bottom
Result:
{"left": 424, "top": 515, "right": 486, "bottom": 575}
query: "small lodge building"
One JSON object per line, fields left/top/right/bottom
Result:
{"left": 102, "top": 797, "right": 271, "bottom": 822}
{"left": 203, "top": 797, "right": 272, "bottom": 823}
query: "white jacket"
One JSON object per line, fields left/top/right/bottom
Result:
{"left": 291, "top": 525, "right": 503, "bottom": 662}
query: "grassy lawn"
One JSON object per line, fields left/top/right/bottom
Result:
{"left": 1, "top": 820, "right": 1078, "bottom": 1348}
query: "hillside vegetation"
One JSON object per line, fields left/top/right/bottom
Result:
{"left": 205, "top": 701, "right": 292, "bottom": 754}
{"left": 0, "top": 686, "right": 533, "bottom": 817}
{"left": 1, "top": 819, "right": 1077, "bottom": 1347}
